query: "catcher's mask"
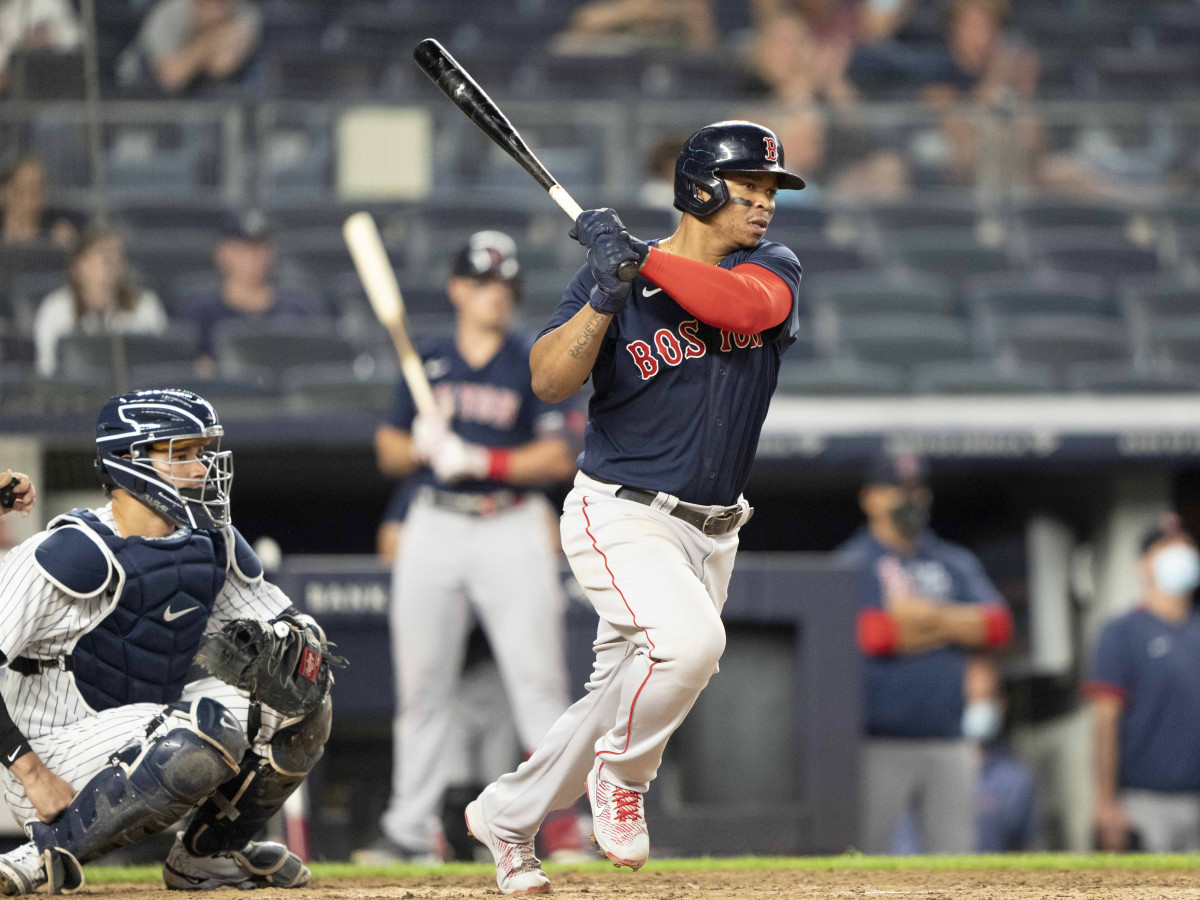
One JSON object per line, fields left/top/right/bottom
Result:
{"left": 95, "top": 388, "right": 233, "bottom": 530}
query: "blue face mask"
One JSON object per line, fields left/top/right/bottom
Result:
{"left": 961, "top": 700, "right": 1003, "bottom": 743}
{"left": 1152, "top": 544, "right": 1200, "bottom": 597}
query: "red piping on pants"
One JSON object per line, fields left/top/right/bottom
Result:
{"left": 582, "top": 494, "right": 656, "bottom": 760}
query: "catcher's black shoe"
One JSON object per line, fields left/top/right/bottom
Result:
{"left": 163, "top": 834, "right": 309, "bottom": 890}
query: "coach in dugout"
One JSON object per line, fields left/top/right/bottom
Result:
{"left": 836, "top": 451, "right": 1013, "bottom": 854}
{"left": 1086, "top": 513, "right": 1200, "bottom": 853}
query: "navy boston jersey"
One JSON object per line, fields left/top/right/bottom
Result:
{"left": 387, "top": 331, "right": 567, "bottom": 494}
{"left": 540, "top": 239, "right": 802, "bottom": 506}
{"left": 837, "top": 525, "right": 1006, "bottom": 739}
{"left": 1086, "top": 608, "right": 1200, "bottom": 792}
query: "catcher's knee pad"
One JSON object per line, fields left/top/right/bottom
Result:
{"left": 28, "top": 698, "right": 245, "bottom": 865}
{"left": 183, "top": 696, "right": 331, "bottom": 856}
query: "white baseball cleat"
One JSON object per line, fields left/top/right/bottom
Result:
{"left": 0, "top": 843, "right": 46, "bottom": 896}
{"left": 163, "top": 834, "right": 309, "bottom": 890}
{"left": 587, "top": 759, "right": 649, "bottom": 870}
{"left": 464, "top": 799, "right": 551, "bottom": 895}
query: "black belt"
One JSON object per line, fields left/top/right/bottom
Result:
{"left": 614, "top": 487, "right": 748, "bottom": 536}
{"left": 10, "top": 655, "right": 73, "bottom": 676}
{"left": 426, "top": 488, "right": 525, "bottom": 517}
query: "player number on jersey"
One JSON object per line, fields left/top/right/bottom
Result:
{"left": 625, "top": 319, "right": 764, "bottom": 381}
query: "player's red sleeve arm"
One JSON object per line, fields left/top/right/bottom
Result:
{"left": 980, "top": 604, "right": 1013, "bottom": 648}
{"left": 639, "top": 247, "right": 792, "bottom": 334}
{"left": 857, "top": 609, "right": 900, "bottom": 656}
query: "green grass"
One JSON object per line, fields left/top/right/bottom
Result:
{"left": 81, "top": 853, "right": 1200, "bottom": 883}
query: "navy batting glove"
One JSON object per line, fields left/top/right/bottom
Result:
{"left": 570, "top": 208, "right": 626, "bottom": 249}
{"left": 587, "top": 232, "right": 639, "bottom": 314}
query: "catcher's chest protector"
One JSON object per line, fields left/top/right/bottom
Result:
{"left": 54, "top": 510, "right": 227, "bottom": 710}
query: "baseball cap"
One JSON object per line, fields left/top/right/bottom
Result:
{"left": 864, "top": 450, "right": 929, "bottom": 487}
{"left": 452, "top": 230, "right": 520, "bottom": 281}
{"left": 219, "top": 209, "right": 270, "bottom": 243}
{"left": 1139, "top": 511, "right": 1191, "bottom": 554}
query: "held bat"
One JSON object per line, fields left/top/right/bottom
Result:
{"left": 413, "top": 37, "right": 640, "bottom": 282}
{"left": 342, "top": 212, "right": 439, "bottom": 418}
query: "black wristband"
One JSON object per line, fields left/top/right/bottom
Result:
{"left": 0, "top": 688, "right": 31, "bottom": 768}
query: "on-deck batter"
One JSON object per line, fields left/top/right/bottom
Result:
{"left": 0, "top": 388, "right": 332, "bottom": 894}
{"left": 354, "top": 231, "right": 582, "bottom": 865}
{"left": 463, "top": 120, "right": 807, "bottom": 895}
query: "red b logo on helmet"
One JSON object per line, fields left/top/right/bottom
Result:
{"left": 763, "top": 136, "right": 779, "bottom": 163}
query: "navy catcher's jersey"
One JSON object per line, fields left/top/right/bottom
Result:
{"left": 387, "top": 331, "right": 568, "bottom": 494}
{"left": 540, "top": 239, "right": 802, "bottom": 506}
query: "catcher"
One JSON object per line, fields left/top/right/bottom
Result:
{"left": 0, "top": 388, "right": 342, "bottom": 894}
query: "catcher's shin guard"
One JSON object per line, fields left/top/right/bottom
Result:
{"left": 28, "top": 698, "right": 246, "bottom": 865}
{"left": 183, "top": 695, "right": 331, "bottom": 855}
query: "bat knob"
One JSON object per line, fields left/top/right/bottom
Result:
{"left": 616, "top": 259, "right": 640, "bottom": 283}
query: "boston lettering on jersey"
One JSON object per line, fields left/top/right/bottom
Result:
{"left": 542, "top": 239, "right": 802, "bottom": 507}
{"left": 387, "top": 331, "right": 565, "bottom": 495}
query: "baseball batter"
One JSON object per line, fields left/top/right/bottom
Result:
{"left": 462, "top": 121, "right": 806, "bottom": 894}
{"left": 0, "top": 388, "right": 335, "bottom": 894}
{"left": 355, "top": 231, "right": 582, "bottom": 865}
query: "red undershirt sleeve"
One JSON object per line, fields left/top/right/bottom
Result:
{"left": 638, "top": 246, "right": 793, "bottom": 335}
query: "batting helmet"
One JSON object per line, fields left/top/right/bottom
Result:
{"left": 674, "top": 120, "right": 806, "bottom": 218}
{"left": 95, "top": 388, "right": 233, "bottom": 530}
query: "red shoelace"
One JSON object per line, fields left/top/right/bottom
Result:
{"left": 612, "top": 787, "right": 643, "bottom": 823}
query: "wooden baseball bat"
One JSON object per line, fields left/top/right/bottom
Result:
{"left": 342, "top": 212, "right": 439, "bottom": 418}
{"left": 413, "top": 38, "right": 640, "bottom": 283}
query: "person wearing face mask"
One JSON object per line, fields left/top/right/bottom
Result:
{"left": 835, "top": 451, "right": 1013, "bottom": 854}
{"left": 893, "top": 659, "right": 1042, "bottom": 853}
{"left": 1085, "top": 513, "right": 1200, "bottom": 853}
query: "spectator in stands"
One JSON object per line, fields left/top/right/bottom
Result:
{"left": 551, "top": 0, "right": 716, "bottom": 54}
{"left": 117, "top": 0, "right": 262, "bottom": 94}
{"left": 33, "top": 223, "right": 166, "bottom": 377}
{"left": 174, "top": 209, "right": 323, "bottom": 365}
{"left": 757, "top": 103, "right": 911, "bottom": 201}
{"left": 1, "top": 155, "right": 73, "bottom": 247}
{"left": 1086, "top": 513, "right": 1200, "bottom": 853}
{"left": 0, "top": 0, "right": 80, "bottom": 94}
{"left": 748, "top": 4, "right": 858, "bottom": 105}
{"left": 836, "top": 451, "right": 1013, "bottom": 854}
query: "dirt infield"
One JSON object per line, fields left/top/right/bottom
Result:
{"left": 86, "top": 867, "right": 1200, "bottom": 898}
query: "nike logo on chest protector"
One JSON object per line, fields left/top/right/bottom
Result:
{"left": 163, "top": 604, "right": 199, "bottom": 622}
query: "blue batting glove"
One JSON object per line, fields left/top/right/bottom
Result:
{"left": 587, "top": 232, "right": 640, "bottom": 314}
{"left": 570, "top": 208, "right": 626, "bottom": 249}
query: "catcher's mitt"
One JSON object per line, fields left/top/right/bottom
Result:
{"left": 195, "top": 617, "right": 346, "bottom": 717}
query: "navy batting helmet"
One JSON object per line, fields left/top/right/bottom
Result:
{"left": 95, "top": 389, "right": 233, "bottom": 530}
{"left": 674, "top": 120, "right": 806, "bottom": 218}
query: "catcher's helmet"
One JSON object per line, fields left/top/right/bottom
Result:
{"left": 674, "top": 120, "right": 806, "bottom": 218}
{"left": 95, "top": 388, "right": 233, "bottom": 530}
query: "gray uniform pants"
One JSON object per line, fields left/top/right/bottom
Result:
{"left": 380, "top": 496, "right": 570, "bottom": 851}
{"left": 1121, "top": 789, "right": 1200, "bottom": 852}
{"left": 861, "top": 737, "right": 978, "bottom": 854}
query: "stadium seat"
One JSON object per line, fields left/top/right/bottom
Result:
{"left": 126, "top": 364, "right": 280, "bottom": 417}
{"left": 56, "top": 329, "right": 202, "bottom": 385}
{"left": 281, "top": 364, "right": 396, "bottom": 414}
{"left": 993, "top": 314, "right": 1131, "bottom": 368}
{"left": 833, "top": 313, "right": 974, "bottom": 368}
{"left": 1146, "top": 315, "right": 1200, "bottom": 365}
{"left": 1120, "top": 272, "right": 1200, "bottom": 318}
{"left": 776, "top": 358, "right": 905, "bottom": 395}
{"left": 1013, "top": 199, "right": 1137, "bottom": 232}
{"left": 1031, "top": 229, "right": 1162, "bottom": 279}
{"left": 1091, "top": 48, "right": 1199, "bottom": 99}
{"left": 809, "top": 271, "right": 956, "bottom": 316}
{"left": 911, "top": 360, "right": 1058, "bottom": 394}
{"left": 1067, "top": 359, "right": 1200, "bottom": 393}
{"left": 885, "top": 229, "right": 1017, "bottom": 281}
{"left": 778, "top": 231, "right": 873, "bottom": 277}
{"left": 863, "top": 198, "right": 984, "bottom": 233}
{"left": 964, "top": 270, "right": 1117, "bottom": 319}
{"left": 213, "top": 319, "right": 363, "bottom": 380}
